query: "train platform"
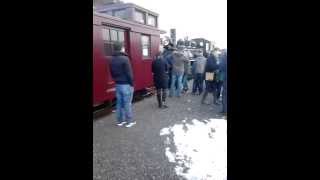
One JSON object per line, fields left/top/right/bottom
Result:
{"left": 93, "top": 90, "right": 227, "bottom": 180}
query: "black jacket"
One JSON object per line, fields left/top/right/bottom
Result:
{"left": 110, "top": 51, "right": 134, "bottom": 86}
{"left": 204, "top": 55, "right": 219, "bottom": 92}
{"left": 205, "top": 55, "right": 219, "bottom": 73}
{"left": 152, "top": 55, "right": 169, "bottom": 89}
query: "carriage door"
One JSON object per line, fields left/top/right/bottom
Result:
{"left": 101, "top": 26, "right": 129, "bottom": 96}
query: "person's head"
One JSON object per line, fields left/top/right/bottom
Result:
{"left": 113, "top": 42, "right": 123, "bottom": 52}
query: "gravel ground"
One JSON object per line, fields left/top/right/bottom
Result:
{"left": 93, "top": 87, "right": 226, "bottom": 180}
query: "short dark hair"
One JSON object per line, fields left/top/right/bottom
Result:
{"left": 113, "top": 42, "right": 123, "bottom": 51}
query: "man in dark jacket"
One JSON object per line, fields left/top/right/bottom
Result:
{"left": 219, "top": 49, "right": 227, "bottom": 114}
{"left": 214, "top": 53, "right": 223, "bottom": 104}
{"left": 152, "top": 52, "right": 169, "bottom": 108}
{"left": 163, "top": 43, "right": 174, "bottom": 89}
{"left": 201, "top": 52, "right": 219, "bottom": 105}
{"left": 110, "top": 42, "right": 136, "bottom": 128}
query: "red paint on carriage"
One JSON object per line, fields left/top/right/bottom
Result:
{"left": 93, "top": 12, "right": 163, "bottom": 107}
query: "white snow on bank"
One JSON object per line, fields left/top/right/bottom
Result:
{"left": 160, "top": 118, "right": 227, "bottom": 180}
{"left": 160, "top": 127, "right": 171, "bottom": 136}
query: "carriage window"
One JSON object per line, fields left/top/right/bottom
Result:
{"left": 104, "top": 43, "right": 113, "bottom": 56}
{"left": 134, "top": 10, "right": 146, "bottom": 24}
{"left": 102, "top": 27, "right": 126, "bottom": 56}
{"left": 141, "top": 35, "right": 151, "bottom": 58}
{"left": 147, "top": 15, "right": 156, "bottom": 27}
{"left": 113, "top": 9, "right": 126, "bottom": 19}
{"left": 110, "top": 29, "right": 118, "bottom": 41}
{"left": 118, "top": 31, "right": 124, "bottom": 42}
{"left": 102, "top": 28, "right": 110, "bottom": 41}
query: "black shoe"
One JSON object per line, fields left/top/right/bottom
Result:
{"left": 161, "top": 105, "right": 168, "bottom": 108}
{"left": 161, "top": 101, "right": 168, "bottom": 108}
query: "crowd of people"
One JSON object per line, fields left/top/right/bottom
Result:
{"left": 152, "top": 43, "right": 227, "bottom": 113}
{"left": 109, "top": 41, "right": 227, "bottom": 128}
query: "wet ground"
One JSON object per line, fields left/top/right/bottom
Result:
{"left": 93, "top": 88, "right": 227, "bottom": 180}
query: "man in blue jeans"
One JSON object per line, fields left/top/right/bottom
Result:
{"left": 110, "top": 42, "right": 136, "bottom": 128}
{"left": 170, "top": 46, "right": 188, "bottom": 97}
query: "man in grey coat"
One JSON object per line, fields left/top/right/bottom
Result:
{"left": 169, "top": 46, "right": 188, "bottom": 97}
{"left": 192, "top": 50, "right": 207, "bottom": 95}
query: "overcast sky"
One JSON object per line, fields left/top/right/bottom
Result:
{"left": 122, "top": 0, "right": 227, "bottom": 48}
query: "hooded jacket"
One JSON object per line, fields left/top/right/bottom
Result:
{"left": 110, "top": 51, "right": 134, "bottom": 86}
{"left": 152, "top": 54, "right": 169, "bottom": 89}
{"left": 205, "top": 54, "right": 219, "bottom": 73}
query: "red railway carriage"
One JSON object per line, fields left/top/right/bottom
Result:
{"left": 93, "top": 12, "right": 163, "bottom": 107}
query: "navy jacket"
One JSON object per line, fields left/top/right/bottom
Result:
{"left": 205, "top": 55, "right": 219, "bottom": 73}
{"left": 219, "top": 53, "right": 227, "bottom": 91}
{"left": 110, "top": 51, "right": 134, "bottom": 86}
{"left": 204, "top": 54, "right": 219, "bottom": 92}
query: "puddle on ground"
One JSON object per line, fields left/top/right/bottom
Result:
{"left": 160, "top": 118, "right": 227, "bottom": 180}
